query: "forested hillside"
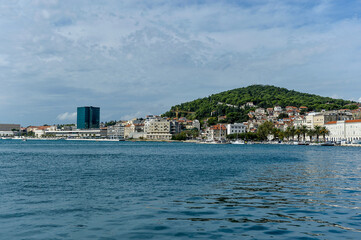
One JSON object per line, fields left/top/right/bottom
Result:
{"left": 163, "top": 85, "right": 356, "bottom": 122}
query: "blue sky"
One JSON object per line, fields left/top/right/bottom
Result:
{"left": 1, "top": 0, "right": 361, "bottom": 126}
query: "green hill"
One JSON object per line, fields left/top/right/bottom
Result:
{"left": 163, "top": 85, "right": 357, "bottom": 123}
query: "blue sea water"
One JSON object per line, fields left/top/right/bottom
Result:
{"left": 0, "top": 140, "right": 361, "bottom": 239}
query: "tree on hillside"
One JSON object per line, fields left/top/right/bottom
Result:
{"left": 278, "top": 113, "right": 289, "bottom": 119}
{"left": 164, "top": 85, "right": 356, "bottom": 123}
{"left": 207, "top": 117, "right": 217, "bottom": 126}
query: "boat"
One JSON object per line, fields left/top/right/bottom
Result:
{"left": 320, "top": 142, "right": 335, "bottom": 146}
{"left": 298, "top": 141, "right": 309, "bottom": 145}
{"left": 231, "top": 140, "right": 245, "bottom": 144}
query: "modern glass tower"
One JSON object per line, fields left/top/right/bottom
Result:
{"left": 77, "top": 106, "right": 100, "bottom": 129}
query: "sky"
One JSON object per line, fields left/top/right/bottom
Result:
{"left": 1, "top": 0, "right": 361, "bottom": 126}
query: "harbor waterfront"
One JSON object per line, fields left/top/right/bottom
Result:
{"left": 1, "top": 140, "right": 361, "bottom": 239}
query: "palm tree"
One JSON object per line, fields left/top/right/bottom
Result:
{"left": 299, "top": 125, "right": 308, "bottom": 142}
{"left": 295, "top": 127, "right": 301, "bottom": 142}
{"left": 314, "top": 125, "right": 321, "bottom": 142}
{"left": 285, "top": 126, "right": 291, "bottom": 141}
{"left": 320, "top": 127, "right": 329, "bottom": 142}
{"left": 308, "top": 129, "right": 316, "bottom": 143}
{"left": 289, "top": 126, "right": 296, "bottom": 141}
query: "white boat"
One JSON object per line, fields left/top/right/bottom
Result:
{"left": 231, "top": 140, "right": 245, "bottom": 144}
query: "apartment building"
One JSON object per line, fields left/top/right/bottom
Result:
{"left": 144, "top": 118, "right": 179, "bottom": 140}
{"left": 226, "top": 123, "right": 247, "bottom": 135}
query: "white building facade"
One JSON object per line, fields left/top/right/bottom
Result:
{"left": 107, "top": 123, "right": 125, "bottom": 139}
{"left": 207, "top": 125, "right": 227, "bottom": 141}
{"left": 144, "top": 118, "right": 173, "bottom": 140}
{"left": 226, "top": 123, "right": 247, "bottom": 135}
{"left": 325, "top": 120, "right": 361, "bottom": 142}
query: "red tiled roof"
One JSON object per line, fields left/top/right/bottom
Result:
{"left": 211, "top": 125, "right": 226, "bottom": 130}
{"left": 326, "top": 119, "right": 361, "bottom": 125}
{"left": 346, "top": 119, "right": 361, "bottom": 123}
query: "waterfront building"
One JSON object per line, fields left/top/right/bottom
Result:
{"left": 0, "top": 124, "right": 21, "bottom": 137}
{"left": 0, "top": 131, "right": 14, "bottom": 137}
{"left": 207, "top": 124, "right": 227, "bottom": 141}
{"left": 107, "top": 123, "right": 125, "bottom": 140}
{"left": 226, "top": 123, "right": 246, "bottom": 135}
{"left": 124, "top": 124, "right": 135, "bottom": 138}
{"left": 124, "top": 122, "right": 145, "bottom": 139}
{"left": 45, "top": 129, "right": 107, "bottom": 138}
{"left": 26, "top": 126, "right": 57, "bottom": 138}
{"left": 0, "top": 124, "right": 20, "bottom": 131}
{"left": 325, "top": 119, "right": 361, "bottom": 142}
{"left": 144, "top": 118, "right": 174, "bottom": 140}
{"left": 302, "top": 111, "right": 353, "bottom": 129}
{"left": 77, "top": 106, "right": 100, "bottom": 129}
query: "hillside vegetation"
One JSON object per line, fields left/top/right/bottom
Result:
{"left": 163, "top": 85, "right": 356, "bottom": 122}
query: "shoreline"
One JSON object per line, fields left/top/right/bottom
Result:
{"left": 2, "top": 137, "right": 361, "bottom": 147}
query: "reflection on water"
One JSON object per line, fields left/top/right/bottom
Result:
{"left": 0, "top": 141, "right": 360, "bottom": 239}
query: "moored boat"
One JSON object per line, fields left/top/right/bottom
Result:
{"left": 320, "top": 142, "right": 335, "bottom": 146}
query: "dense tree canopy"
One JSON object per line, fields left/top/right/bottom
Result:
{"left": 163, "top": 85, "right": 356, "bottom": 123}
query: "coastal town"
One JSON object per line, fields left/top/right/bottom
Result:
{"left": 1, "top": 103, "right": 361, "bottom": 145}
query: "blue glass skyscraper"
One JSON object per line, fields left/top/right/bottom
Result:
{"left": 77, "top": 106, "right": 100, "bottom": 129}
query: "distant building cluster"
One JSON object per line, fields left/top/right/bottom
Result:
{"left": 2, "top": 103, "right": 361, "bottom": 144}
{"left": 243, "top": 103, "right": 361, "bottom": 142}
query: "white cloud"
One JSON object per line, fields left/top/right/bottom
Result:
{"left": 358, "top": 97, "right": 361, "bottom": 103}
{"left": 0, "top": 55, "right": 9, "bottom": 66}
{"left": 2, "top": 0, "right": 361, "bottom": 125}
{"left": 121, "top": 112, "right": 146, "bottom": 121}
{"left": 56, "top": 112, "right": 77, "bottom": 121}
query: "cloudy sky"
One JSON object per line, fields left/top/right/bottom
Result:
{"left": 1, "top": 0, "right": 361, "bottom": 126}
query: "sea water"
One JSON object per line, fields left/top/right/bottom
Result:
{"left": 0, "top": 140, "right": 360, "bottom": 239}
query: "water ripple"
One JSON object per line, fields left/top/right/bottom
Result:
{"left": 1, "top": 141, "right": 361, "bottom": 239}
